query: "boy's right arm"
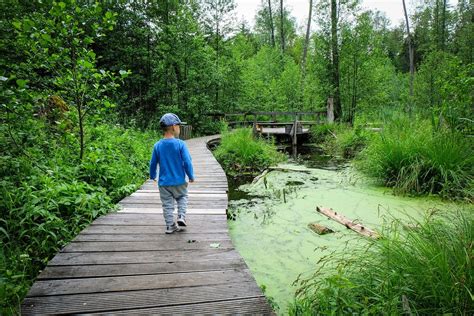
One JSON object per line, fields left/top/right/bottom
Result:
{"left": 149, "top": 144, "right": 159, "bottom": 181}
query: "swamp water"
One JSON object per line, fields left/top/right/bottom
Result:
{"left": 225, "top": 145, "right": 456, "bottom": 314}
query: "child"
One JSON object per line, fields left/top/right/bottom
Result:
{"left": 149, "top": 113, "right": 195, "bottom": 234}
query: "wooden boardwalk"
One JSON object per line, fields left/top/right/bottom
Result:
{"left": 21, "top": 136, "right": 273, "bottom": 315}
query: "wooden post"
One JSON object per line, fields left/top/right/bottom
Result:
{"left": 252, "top": 114, "right": 257, "bottom": 137}
{"left": 292, "top": 115, "right": 298, "bottom": 158}
{"left": 327, "top": 97, "right": 334, "bottom": 123}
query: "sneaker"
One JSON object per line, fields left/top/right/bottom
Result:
{"left": 165, "top": 223, "right": 180, "bottom": 234}
{"left": 177, "top": 215, "right": 187, "bottom": 227}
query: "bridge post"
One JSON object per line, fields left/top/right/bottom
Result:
{"left": 252, "top": 114, "right": 257, "bottom": 137}
{"left": 292, "top": 115, "right": 298, "bottom": 157}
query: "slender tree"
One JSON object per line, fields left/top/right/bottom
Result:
{"left": 331, "top": 0, "right": 342, "bottom": 120}
{"left": 280, "top": 0, "right": 285, "bottom": 52}
{"left": 441, "top": 0, "right": 447, "bottom": 51}
{"left": 202, "top": 0, "right": 236, "bottom": 109}
{"left": 300, "top": 0, "right": 313, "bottom": 108}
{"left": 402, "top": 0, "right": 415, "bottom": 111}
{"left": 301, "top": 0, "right": 313, "bottom": 75}
{"left": 268, "top": 0, "right": 275, "bottom": 47}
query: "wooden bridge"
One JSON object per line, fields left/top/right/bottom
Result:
{"left": 21, "top": 136, "right": 274, "bottom": 315}
{"left": 209, "top": 111, "right": 329, "bottom": 148}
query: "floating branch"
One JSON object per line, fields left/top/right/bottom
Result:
{"left": 252, "top": 169, "right": 269, "bottom": 184}
{"left": 252, "top": 167, "right": 311, "bottom": 184}
{"left": 268, "top": 167, "right": 312, "bottom": 173}
{"left": 316, "top": 206, "right": 379, "bottom": 239}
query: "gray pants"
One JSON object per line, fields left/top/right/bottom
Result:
{"left": 159, "top": 183, "right": 188, "bottom": 226}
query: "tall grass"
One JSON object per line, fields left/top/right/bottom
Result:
{"left": 310, "top": 123, "right": 370, "bottom": 158}
{"left": 358, "top": 117, "right": 473, "bottom": 201}
{"left": 213, "top": 128, "right": 286, "bottom": 176}
{"left": 290, "top": 209, "right": 474, "bottom": 315}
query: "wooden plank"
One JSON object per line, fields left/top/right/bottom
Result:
{"left": 62, "top": 240, "right": 234, "bottom": 252}
{"left": 47, "top": 249, "right": 241, "bottom": 265}
{"left": 316, "top": 206, "right": 379, "bottom": 238}
{"left": 37, "top": 259, "right": 246, "bottom": 279}
{"left": 73, "top": 233, "right": 231, "bottom": 242}
{"left": 93, "top": 214, "right": 227, "bottom": 225}
{"left": 27, "top": 269, "right": 253, "bottom": 297}
{"left": 81, "top": 225, "right": 228, "bottom": 235}
{"left": 131, "top": 192, "right": 227, "bottom": 196}
{"left": 118, "top": 201, "right": 228, "bottom": 208}
{"left": 119, "top": 200, "right": 228, "bottom": 206}
{"left": 21, "top": 282, "right": 265, "bottom": 315}
{"left": 128, "top": 194, "right": 228, "bottom": 200}
{"left": 117, "top": 208, "right": 227, "bottom": 215}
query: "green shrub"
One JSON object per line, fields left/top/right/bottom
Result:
{"left": 0, "top": 123, "right": 157, "bottom": 314}
{"left": 214, "top": 128, "right": 286, "bottom": 176}
{"left": 310, "top": 123, "right": 335, "bottom": 143}
{"left": 290, "top": 209, "right": 474, "bottom": 315}
{"left": 358, "top": 116, "right": 473, "bottom": 200}
{"left": 310, "top": 123, "right": 370, "bottom": 158}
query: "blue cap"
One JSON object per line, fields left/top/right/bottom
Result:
{"left": 159, "top": 113, "right": 182, "bottom": 127}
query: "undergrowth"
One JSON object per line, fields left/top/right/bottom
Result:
{"left": 0, "top": 123, "right": 157, "bottom": 314}
{"left": 290, "top": 208, "right": 474, "bottom": 315}
{"left": 310, "top": 123, "right": 370, "bottom": 158}
{"left": 213, "top": 128, "right": 286, "bottom": 176}
{"left": 357, "top": 116, "right": 473, "bottom": 201}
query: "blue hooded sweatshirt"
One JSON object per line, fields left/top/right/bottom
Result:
{"left": 149, "top": 138, "right": 194, "bottom": 186}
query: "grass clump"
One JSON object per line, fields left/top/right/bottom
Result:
{"left": 310, "top": 123, "right": 370, "bottom": 158}
{"left": 214, "top": 128, "right": 286, "bottom": 176}
{"left": 358, "top": 116, "right": 473, "bottom": 201}
{"left": 290, "top": 209, "right": 474, "bottom": 315}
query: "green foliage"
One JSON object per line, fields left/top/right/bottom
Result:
{"left": 310, "top": 123, "right": 370, "bottom": 158}
{"left": 414, "top": 51, "right": 474, "bottom": 131}
{"left": 358, "top": 116, "right": 474, "bottom": 200}
{"left": 214, "top": 128, "right": 286, "bottom": 176}
{"left": 79, "top": 125, "right": 156, "bottom": 201}
{"left": 0, "top": 123, "right": 157, "bottom": 314}
{"left": 290, "top": 209, "right": 474, "bottom": 315}
{"left": 310, "top": 123, "right": 335, "bottom": 142}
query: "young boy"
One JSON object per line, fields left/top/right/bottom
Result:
{"left": 149, "top": 113, "right": 195, "bottom": 234}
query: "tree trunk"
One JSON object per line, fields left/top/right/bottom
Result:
{"left": 402, "top": 0, "right": 414, "bottom": 113}
{"left": 215, "top": 18, "right": 220, "bottom": 108}
{"left": 330, "top": 0, "right": 342, "bottom": 120}
{"left": 300, "top": 0, "right": 313, "bottom": 108}
{"left": 301, "top": 0, "right": 313, "bottom": 75}
{"left": 441, "top": 0, "right": 447, "bottom": 51}
{"left": 78, "top": 106, "right": 84, "bottom": 161}
{"left": 280, "top": 0, "right": 285, "bottom": 52}
{"left": 268, "top": 0, "right": 275, "bottom": 47}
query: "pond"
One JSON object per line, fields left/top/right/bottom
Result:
{"left": 226, "top": 144, "right": 455, "bottom": 314}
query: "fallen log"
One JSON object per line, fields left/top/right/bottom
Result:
{"left": 308, "top": 222, "right": 334, "bottom": 235}
{"left": 268, "top": 167, "right": 312, "bottom": 173}
{"left": 252, "top": 169, "right": 269, "bottom": 184}
{"left": 316, "top": 206, "right": 379, "bottom": 239}
{"left": 252, "top": 167, "right": 312, "bottom": 184}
